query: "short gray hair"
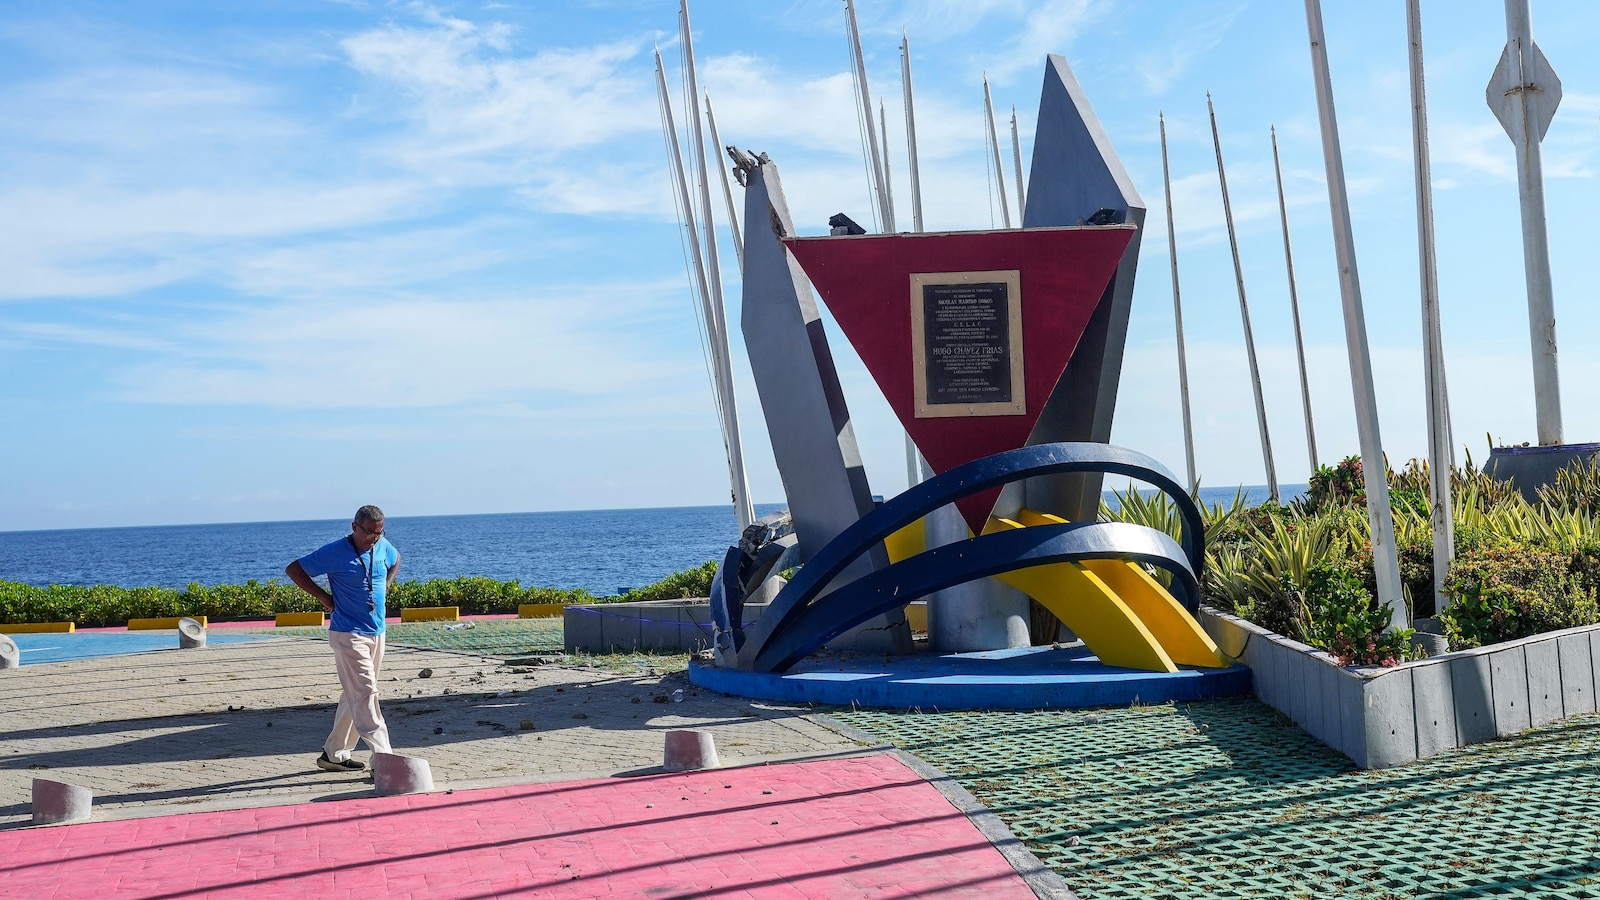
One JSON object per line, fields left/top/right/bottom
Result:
{"left": 354, "top": 505, "right": 385, "bottom": 525}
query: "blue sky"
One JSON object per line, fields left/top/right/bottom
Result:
{"left": 2, "top": 0, "right": 1597, "bottom": 531}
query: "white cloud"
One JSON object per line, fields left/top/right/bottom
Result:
{"left": 111, "top": 284, "right": 697, "bottom": 410}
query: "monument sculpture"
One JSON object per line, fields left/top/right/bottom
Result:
{"left": 695, "top": 55, "right": 1247, "bottom": 709}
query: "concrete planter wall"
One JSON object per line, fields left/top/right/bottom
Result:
{"left": 1200, "top": 606, "right": 1600, "bottom": 769}
{"left": 564, "top": 600, "right": 771, "bottom": 654}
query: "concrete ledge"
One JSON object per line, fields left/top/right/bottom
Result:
{"left": 1200, "top": 605, "right": 1600, "bottom": 769}
{"left": 565, "top": 600, "right": 769, "bottom": 654}
{"left": 0, "top": 622, "right": 75, "bottom": 634}
{"left": 400, "top": 607, "right": 459, "bottom": 623}
{"left": 128, "top": 616, "right": 207, "bottom": 630}
{"left": 518, "top": 603, "right": 567, "bottom": 619}
{"left": 275, "top": 612, "right": 325, "bottom": 627}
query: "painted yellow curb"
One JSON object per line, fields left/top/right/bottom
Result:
{"left": 275, "top": 611, "right": 326, "bottom": 627}
{"left": 0, "top": 622, "right": 75, "bottom": 634}
{"left": 128, "top": 616, "right": 207, "bottom": 630}
{"left": 518, "top": 603, "right": 567, "bottom": 619}
{"left": 401, "top": 606, "right": 459, "bottom": 622}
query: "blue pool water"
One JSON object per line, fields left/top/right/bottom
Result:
{"left": 10, "top": 631, "right": 278, "bottom": 665}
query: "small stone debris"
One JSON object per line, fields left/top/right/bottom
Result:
{"left": 520, "top": 720, "right": 535, "bottom": 731}
{"left": 762, "top": 790, "right": 773, "bottom": 795}
{"left": 652, "top": 694, "right": 670, "bottom": 704}
{"left": 645, "top": 804, "right": 653, "bottom": 809}
{"left": 418, "top": 668, "right": 434, "bottom": 679}
{"left": 572, "top": 712, "right": 589, "bottom": 720}
{"left": 443, "top": 688, "right": 456, "bottom": 695}
{"left": 631, "top": 697, "right": 641, "bottom": 704}
{"left": 265, "top": 722, "right": 272, "bottom": 728}
{"left": 1067, "top": 835, "right": 1080, "bottom": 847}
{"left": 433, "top": 727, "right": 444, "bottom": 735}
{"left": 177, "top": 678, "right": 187, "bottom": 682}
{"left": 507, "top": 656, "right": 561, "bottom": 667}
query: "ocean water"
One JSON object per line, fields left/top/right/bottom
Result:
{"left": 0, "top": 486, "right": 1300, "bottom": 594}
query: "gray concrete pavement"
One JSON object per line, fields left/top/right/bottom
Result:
{"left": 0, "top": 637, "right": 868, "bottom": 827}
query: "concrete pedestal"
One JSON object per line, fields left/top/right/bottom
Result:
{"left": 923, "top": 504, "right": 1031, "bottom": 652}
{"left": 372, "top": 752, "right": 434, "bottom": 796}
{"left": 663, "top": 730, "right": 721, "bottom": 772}
{"left": 32, "top": 779, "right": 92, "bottom": 825}
{"left": 178, "top": 618, "right": 207, "bottom": 649}
{"left": 0, "top": 634, "right": 18, "bottom": 669}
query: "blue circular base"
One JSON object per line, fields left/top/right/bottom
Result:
{"left": 689, "top": 643, "right": 1252, "bottom": 711}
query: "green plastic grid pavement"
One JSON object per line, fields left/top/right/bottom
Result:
{"left": 254, "top": 618, "right": 566, "bottom": 657}
{"left": 833, "top": 698, "right": 1600, "bottom": 899}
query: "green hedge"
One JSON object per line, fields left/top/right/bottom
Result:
{"left": 0, "top": 563, "right": 718, "bottom": 628}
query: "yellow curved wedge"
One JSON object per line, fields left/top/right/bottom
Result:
{"left": 1016, "top": 508, "right": 1231, "bottom": 668}
{"left": 986, "top": 516, "right": 1178, "bottom": 673}
{"left": 884, "top": 517, "right": 928, "bottom": 565}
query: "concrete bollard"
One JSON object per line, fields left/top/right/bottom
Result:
{"left": 32, "top": 778, "right": 92, "bottom": 825}
{"left": 663, "top": 730, "right": 720, "bottom": 772}
{"left": 0, "top": 634, "right": 18, "bottom": 669}
{"left": 372, "top": 752, "right": 434, "bottom": 796}
{"left": 177, "top": 618, "right": 207, "bottom": 649}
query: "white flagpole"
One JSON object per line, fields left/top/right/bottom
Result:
{"left": 1303, "top": 0, "right": 1406, "bottom": 627}
{"left": 900, "top": 30, "right": 928, "bottom": 487}
{"left": 982, "top": 74, "right": 1012, "bottom": 228}
{"left": 879, "top": 100, "right": 897, "bottom": 232}
{"left": 679, "top": 5, "right": 754, "bottom": 531}
{"left": 1010, "top": 105, "right": 1027, "bottom": 216}
{"left": 900, "top": 31, "right": 925, "bottom": 235}
{"left": 844, "top": 0, "right": 891, "bottom": 229}
{"left": 705, "top": 92, "right": 743, "bottom": 275}
{"left": 1271, "top": 126, "right": 1320, "bottom": 475}
{"left": 1489, "top": 0, "right": 1563, "bottom": 445}
{"left": 1160, "top": 113, "right": 1198, "bottom": 494}
{"left": 1408, "top": 0, "right": 1455, "bottom": 614}
{"left": 1208, "top": 92, "right": 1278, "bottom": 501}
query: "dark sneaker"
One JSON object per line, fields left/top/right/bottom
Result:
{"left": 316, "top": 751, "right": 365, "bottom": 772}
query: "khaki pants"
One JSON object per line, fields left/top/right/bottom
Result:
{"left": 324, "top": 631, "right": 392, "bottom": 760}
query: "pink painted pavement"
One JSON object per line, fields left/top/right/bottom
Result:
{"left": 0, "top": 753, "right": 1040, "bottom": 899}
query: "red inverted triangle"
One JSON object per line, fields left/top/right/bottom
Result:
{"left": 786, "top": 226, "right": 1134, "bottom": 533}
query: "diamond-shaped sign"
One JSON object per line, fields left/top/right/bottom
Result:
{"left": 785, "top": 225, "right": 1134, "bottom": 532}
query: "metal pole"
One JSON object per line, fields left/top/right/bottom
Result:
{"left": 1271, "top": 126, "right": 1320, "bottom": 475}
{"left": 844, "top": 0, "right": 891, "bottom": 230}
{"left": 879, "top": 100, "right": 897, "bottom": 232}
{"left": 900, "top": 31, "right": 925, "bottom": 234}
{"left": 1010, "top": 105, "right": 1027, "bottom": 215}
{"left": 1207, "top": 93, "right": 1279, "bottom": 501}
{"left": 1497, "top": 0, "right": 1563, "bottom": 445}
{"left": 1408, "top": 0, "right": 1455, "bottom": 614}
{"left": 1160, "top": 113, "right": 1198, "bottom": 493}
{"left": 1303, "top": 0, "right": 1407, "bottom": 628}
{"left": 982, "top": 74, "right": 1012, "bottom": 228}
{"left": 900, "top": 32, "right": 928, "bottom": 487}
{"left": 680, "top": 5, "right": 755, "bottom": 531}
{"left": 705, "top": 92, "right": 743, "bottom": 275}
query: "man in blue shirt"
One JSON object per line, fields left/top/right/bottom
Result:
{"left": 286, "top": 504, "right": 402, "bottom": 772}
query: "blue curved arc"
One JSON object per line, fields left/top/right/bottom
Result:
{"left": 737, "top": 442, "right": 1202, "bottom": 663}
{"left": 750, "top": 521, "right": 1198, "bottom": 672}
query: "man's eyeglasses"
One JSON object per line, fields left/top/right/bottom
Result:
{"left": 354, "top": 521, "right": 385, "bottom": 537}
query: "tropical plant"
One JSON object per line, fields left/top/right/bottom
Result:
{"left": 1299, "top": 563, "right": 1415, "bottom": 667}
{"left": 1537, "top": 455, "right": 1600, "bottom": 514}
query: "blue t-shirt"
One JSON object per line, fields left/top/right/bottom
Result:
{"left": 297, "top": 536, "right": 398, "bottom": 635}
